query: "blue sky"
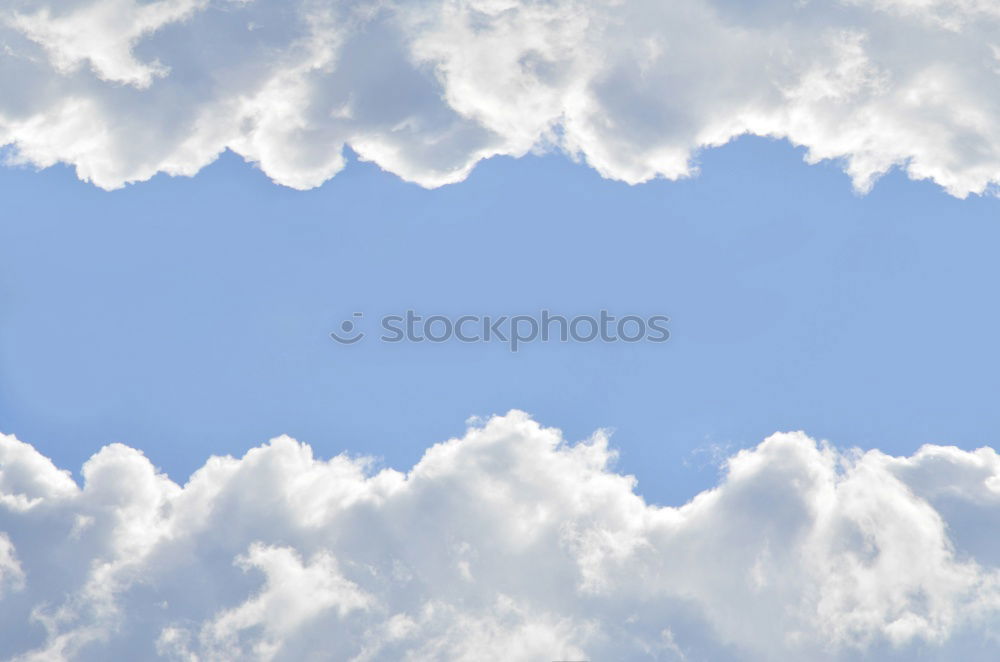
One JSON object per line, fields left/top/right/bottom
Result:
{"left": 6, "top": 2, "right": 1000, "bottom": 659}
{"left": 3, "top": 136, "right": 998, "bottom": 506}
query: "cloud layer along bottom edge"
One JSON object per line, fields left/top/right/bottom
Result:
{"left": 1, "top": 410, "right": 1000, "bottom": 660}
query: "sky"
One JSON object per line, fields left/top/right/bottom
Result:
{"left": 3, "top": 136, "right": 999, "bottom": 507}
{"left": 3, "top": 0, "right": 1000, "bottom": 660}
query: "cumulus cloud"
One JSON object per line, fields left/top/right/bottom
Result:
{"left": 0, "top": 0, "right": 998, "bottom": 195}
{"left": 1, "top": 411, "right": 1000, "bottom": 660}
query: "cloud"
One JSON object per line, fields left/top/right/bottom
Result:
{"left": 0, "top": 0, "right": 998, "bottom": 195}
{"left": 1, "top": 411, "right": 1000, "bottom": 660}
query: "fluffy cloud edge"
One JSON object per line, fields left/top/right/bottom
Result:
{"left": 2, "top": 411, "right": 1000, "bottom": 660}
{"left": 0, "top": 0, "right": 999, "bottom": 196}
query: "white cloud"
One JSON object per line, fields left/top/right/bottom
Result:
{"left": 0, "top": 0, "right": 998, "bottom": 195}
{"left": 2, "top": 411, "right": 1000, "bottom": 660}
